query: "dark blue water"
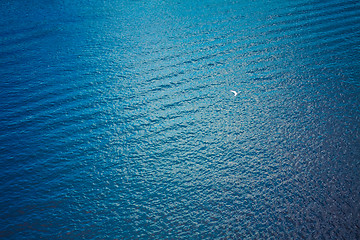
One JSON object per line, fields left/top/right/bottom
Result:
{"left": 1, "top": 0, "right": 360, "bottom": 239}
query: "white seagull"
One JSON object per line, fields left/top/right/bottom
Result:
{"left": 230, "top": 90, "right": 239, "bottom": 96}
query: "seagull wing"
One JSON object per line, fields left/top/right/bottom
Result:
{"left": 230, "top": 90, "right": 238, "bottom": 96}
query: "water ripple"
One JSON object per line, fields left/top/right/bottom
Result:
{"left": 1, "top": 0, "right": 360, "bottom": 239}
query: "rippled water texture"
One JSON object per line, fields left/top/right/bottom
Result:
{"left": 1, "top": 0, "right": 360, "bottom": 239}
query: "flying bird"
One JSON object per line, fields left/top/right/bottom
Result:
{"left": 230, "top": 90, "right": 239, "bottom": 96}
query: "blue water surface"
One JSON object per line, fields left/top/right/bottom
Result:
{"left": 1, "top": 0, "right": 360, "bottom": 239}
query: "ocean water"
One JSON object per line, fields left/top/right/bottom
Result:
{"left": 1, "top": 0, "right": 360, "bottom": 239}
